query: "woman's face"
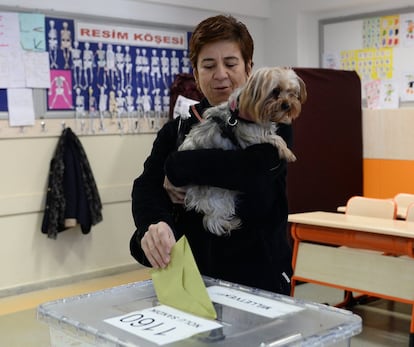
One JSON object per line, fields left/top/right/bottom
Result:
{"left": 194, "top": 40, "right": 251, "bottom": 106}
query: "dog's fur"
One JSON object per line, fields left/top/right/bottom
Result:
{"left": 179, "top": 67, "right": 307, "bottom": 236}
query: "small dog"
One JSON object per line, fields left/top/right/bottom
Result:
{"left": 179, "top": 67, "right": 307, "bottom": 236}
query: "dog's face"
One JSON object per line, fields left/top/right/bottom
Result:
{"left": 237, "top": 67, "right": 307, "bottom": 124}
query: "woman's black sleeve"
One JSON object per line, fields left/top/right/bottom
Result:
{"left": 130, "top": 120, "right": 179, "bottom": 265}
{"left": 165, "top": 123, "right": 292, "bottom": 192}
{"left": 165, "top": 142, "right": 286, "bottom": 193}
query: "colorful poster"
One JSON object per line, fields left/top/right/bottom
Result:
{"left": 340, "top": 48, "right": 393, "bottom": 82}
{"left": 364, "top": 79, "right": 381, "bottom": 109}
{"left": 363, "top": 17, "right": 380, "bottom": 48}
{"left": 380, "top": 15, "right": 400, "bottom": 47}
{"left": 400, "top": 13, "right": 414, "bottom": 47}
{"left": 45, "top": 17, "right": 192, "bottom": 120}
{"left": 379, "top": 79, "right": 399, "bottom": 108}
{"left": 48, "top": 70, "right": 73, "bottom": 110}
{"left": 400, "top": 71, "right": 414, "bottom": 101}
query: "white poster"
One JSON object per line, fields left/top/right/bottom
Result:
{"left": 7, "top": 88, "right": 35, "bottom": 126}
{"left": 379, "top": 79, "right": 399, "bottom": 108}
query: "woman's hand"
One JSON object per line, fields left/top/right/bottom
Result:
{"left": 141, "top": 221, "right": 176, "bottom": 268}
{"left": 163, "top": 176, "right": 187, "bottom": 204}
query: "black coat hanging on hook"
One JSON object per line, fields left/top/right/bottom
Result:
{"left": 41, "top": 127, "right": 103, "bottom": 239}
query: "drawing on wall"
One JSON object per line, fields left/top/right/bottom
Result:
{"left": 363, "top": 17, "right": 381, "bottom": 48}
{"left": 400, "top": 71, "right": 414, "bottom": 101}
{"left": 400, "top": 13, "right": 414, "bottom": 47}
{"left": 322, "top": 52, "right": 340, "bottom": 69}
{"left": 364, "top": 79, "right": 381, "bottom": 109}
{"left": 48, "top": 70, "right": 73, "bottom": 109}
{"left": 340, "top": 47, "right": 393, "bottom": 82}
{"left": 380, "top": 15, "right": 400, "bottom": 47}
{"left": 379, "top": 79, "right": 399, "bottom": 108}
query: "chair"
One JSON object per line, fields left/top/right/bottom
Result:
{"left": 394, "top": 193, "right": 414, "bottom": 219}
{"left": 406, "top": 202, "right": 414, "bottom": 222}
{"left": 345, "top": 196, "right": 397, "bottom": 220}
{"left": 340, "top": 196, "right": 397, "bottom": 307}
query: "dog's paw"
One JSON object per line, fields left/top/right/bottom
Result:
{"left": 279, "top": 147, "right": 297, "bottom": 162}
{"left": 269, "top": 134, "right": 297, "bottom": 162}
{"left": 203, "top": 215, "right": 242, "bottom": 236}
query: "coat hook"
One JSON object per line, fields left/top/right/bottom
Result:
{"left": 40, "top": 120, "right": 46, "bottom": 132}
{"left": 61, "top": 121, "right": 66, "bottom": 130}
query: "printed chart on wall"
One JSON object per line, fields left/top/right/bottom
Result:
{"left": 0, "top": 11, "right": 192, "bottom": 131}
{"left": 322, "top": 10, "right": 414, "bottom": 109}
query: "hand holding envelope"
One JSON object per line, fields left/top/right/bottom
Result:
{"left": 150, "top": 235, "right": 217, "bottom": 320}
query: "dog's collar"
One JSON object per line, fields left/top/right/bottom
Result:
{"left": 228, "top": 97, "right": 255, "bottom": 126}
{"left": 210, "top": 115, "right": 241, "bottom": 149}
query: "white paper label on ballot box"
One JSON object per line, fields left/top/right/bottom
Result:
{"left": 104, "top": 305, "right": 222, "bottom": 345}
{"left": 207, "top": 285, "right": 304, "bottom": 318}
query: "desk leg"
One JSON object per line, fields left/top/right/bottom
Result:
{"left": 290, "top": 224, "right": 300, "bottom": 297}
{"left": 410, "top": 305, "right": 414, "bottom": 347}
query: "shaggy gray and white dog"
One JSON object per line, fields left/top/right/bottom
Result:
{"left": 179, "top": 67, "right": 307, "bottom": 236}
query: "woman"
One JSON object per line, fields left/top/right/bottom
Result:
{"left": 130, "top": 15, "right": 293, "bottom": 294}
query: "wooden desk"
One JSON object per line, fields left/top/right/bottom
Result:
{"left": 288, "top": 211, "right": 414, "bottom": 346}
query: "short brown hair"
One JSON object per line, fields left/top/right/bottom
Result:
{"left": 189, "top": 15, "right": 254, "bottom": 73}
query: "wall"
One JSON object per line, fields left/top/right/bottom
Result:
{"left": 0, "top": 0, "right": 270, "bottom": 295}
{"left": 0, "top": 131, "right": 156, "bottom": 295}
{"left": 266, "top": 0, "right": 414, "bottom": 201}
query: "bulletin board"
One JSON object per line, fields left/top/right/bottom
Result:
{"left": 0, "top": 6, "right": 193, "bottom": 135}
{"left": 320, "top": 6, "right": 414, "bottom": 108}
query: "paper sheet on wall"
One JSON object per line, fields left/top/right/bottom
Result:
{"left": 380, "top": 15, "right": 400, "bottom": 48}
{"left": 24, "top": 51, "right": 51, "bottom": 88}
{"left": 400, "top": 71, "right": 414, "bottom": 101}
{"left": 340, "top": 48, "right": 393, "bottom": 82}
{"left": 0, "top": 12, "right": 20, "bottom": 49}
{"left": 322, "top": 52, "right": 340, "bottom": 69}
{"left": 7, "top": 88, "right": 35, "bottom": 127}
{"left": 364, "top": 79, "right": 381, "bottom": 109}
{"left": 0, "top": 47, "right": 26, "bottom": 88}
{"left": 379, "top": 79, "right": 399, "bottom": 109}
{"left": 19, "top": 13, "right": 46, "bottom": 51}
{"left": 400, "top": 14, "right": 414, "bottom": 47}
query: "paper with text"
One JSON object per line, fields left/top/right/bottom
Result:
{"left": 104, "top": 305, "right": 222, "bottom": 345}
{"left": 207, "top": 286, "right": 304, "bottom": 318}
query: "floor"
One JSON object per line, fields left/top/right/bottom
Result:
{"left": 0, "top": 268, "right": 411, "bottom": 346}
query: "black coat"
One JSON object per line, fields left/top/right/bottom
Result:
{"left": 130, "top": 99, "right": 293, "bottom": 294}
{"left": 42, "top": 127, "right": 102, "bottom": 239}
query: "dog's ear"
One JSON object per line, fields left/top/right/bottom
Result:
{"left": 298, "top": 76, "right": 307, "bottom": 104}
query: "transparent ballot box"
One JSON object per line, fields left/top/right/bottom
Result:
{"left": 37, "top": 277, "right": 361, "bottom": 346}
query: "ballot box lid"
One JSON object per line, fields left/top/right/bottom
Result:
{"left": 37, "top": 276, "right": 361, "bottom": 347}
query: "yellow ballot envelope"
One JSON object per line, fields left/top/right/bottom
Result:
{"left": 150, "top": 235, "right": 217, "bottom": 320}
